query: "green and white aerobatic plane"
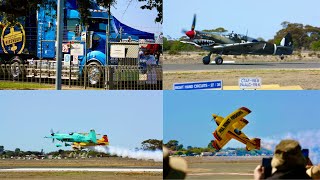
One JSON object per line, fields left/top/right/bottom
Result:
{"left": 45, "top": 129, "right": 97, "bottom": 148}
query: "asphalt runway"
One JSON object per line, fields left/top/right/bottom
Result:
{"left": 0, "top": 168, "right": 163, "bottom": 172}
{"left": 164, "top": 61, "right": 320, "bottom": 71}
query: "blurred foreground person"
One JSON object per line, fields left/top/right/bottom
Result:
{"left": 254, "top": 139, "right": 311, "bottom": 179}
{"left": 163, "top": 146, "right": 187, "bottom": 179}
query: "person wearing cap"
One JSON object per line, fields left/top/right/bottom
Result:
{"left": 254, "top": 139, "right": 311, "bottom": 179}
{"left": 163, "top": 146, "right": 188, "bottom": 179}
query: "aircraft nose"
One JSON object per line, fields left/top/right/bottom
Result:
{"left": 186, "top": 30, "right": 195, "bottom": 39}
{"left": 212, "top": 114, "right": 218, "bottom": 119}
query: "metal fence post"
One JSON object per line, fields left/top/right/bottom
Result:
{"left": 55, "top": 0, "right": 64, "bottom": 90}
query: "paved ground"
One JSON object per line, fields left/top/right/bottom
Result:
{"left": 0, "top": 168, "right": 162, "bottom": 172}
{"left": 164, "top": 61, "right": 320, "bottom": 72}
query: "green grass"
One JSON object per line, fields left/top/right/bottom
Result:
{"left": 0, "top": 81, "right": 54, "bottom": 90}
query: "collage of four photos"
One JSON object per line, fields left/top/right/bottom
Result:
{"left": 0, "top": 0, "right": 320, "bottom": 179}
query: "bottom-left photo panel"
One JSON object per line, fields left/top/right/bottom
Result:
{"left": 0, "top": 91, "right": 163, "bottom": 180}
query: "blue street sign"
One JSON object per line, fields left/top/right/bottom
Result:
{"left": 173, "top": 80, "right": 223, "bottom": 90}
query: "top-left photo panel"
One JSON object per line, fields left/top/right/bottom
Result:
{"left": 0, "top": 0, "right": 163, "bottom": 90}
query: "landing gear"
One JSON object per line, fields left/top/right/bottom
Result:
{"left": 202, "top": 55, "right": 211, "bottom": 65}
{"left": 280, "top": 55, "right": 285, "bottom": 60}
{"left": 202, "top": 54, "right": 224, "bottom": 65}
{"left": 215, "top": 56, "right": 223, "bottom": 65}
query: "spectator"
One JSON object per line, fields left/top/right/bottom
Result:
{"left": 163, "top": 146, "right": 187, "bottom": 179}
{"left": 254, "top": 139, "right": 311, "bottom": 179}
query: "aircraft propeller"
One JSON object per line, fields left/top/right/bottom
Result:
{"left": 49, "top": 129, "right": 60, "bottom": 143}
{"left": 183, "top": 14, "right": 197, "bottom": 39}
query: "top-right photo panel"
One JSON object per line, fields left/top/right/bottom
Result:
{"left": 163, "top": 0, "right": 320, "bottom": 90}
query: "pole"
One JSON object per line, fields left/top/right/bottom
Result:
{"left": 105, "top": 3, "right": 111, "bottom": 89}
{"left": 55, "top": 0, "right": 64, "bottom": 90}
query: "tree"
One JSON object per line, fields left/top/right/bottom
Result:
{"left": 0, "top": 146, "right": 4, "bottom": 154}
{"left": 203, "top": 27, "right": 228, "bottom": 33}
{"left": 165, "top": 140, "right": 184, "bottom": 151}
{"left": 141, "top": 139, "right": 162, "bottom": 150}
{"left": 311, "top": 40, "right": 320, "bottom": 51}
{"left": 271, "top": 21, "right": 320, "bottom": 50}
{"left": 138, "top": 0, "right": 162, "bottom": 24}
{"left": 165, "top": 140, "right": 179, "bottom": 150}
{"left": 207, "top": 142, "right": 214, "bottom": 149}
{"left": 14, "top": 148, "right": 21, "bottom": 155}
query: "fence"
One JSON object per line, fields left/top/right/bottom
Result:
{"left": 0, "top": 62, "right": 162, "bottom": 90}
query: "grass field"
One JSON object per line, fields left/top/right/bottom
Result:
{"left": 0, "top": 171, "right": 162, "bottom": 180}
{"left": 0, "top": 81, "right": 54, "bottom": 90}
{"left": 164, "top": 69, "right": 320, "bottom": 90}
{"left": 184, "top": 156, "right": 263, "bottom": 179}
{"left": 0, "top": 81, "right": 102, "bottom": 90}
{"left": 0, "top": 157, "right": 162, "bottom": 168}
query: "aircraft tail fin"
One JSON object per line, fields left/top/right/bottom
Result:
{"left": 280, "top": 33, "right": 293, "bottom": 47}
{"left": 98, "top": 135, "right": 109, "bottom": 145}
{"left": 88, "top": 129, "right": 97, "bottom": 144}
{"left": 246, "top": 138, "right": 261, "bottom": 151}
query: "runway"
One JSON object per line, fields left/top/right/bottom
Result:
{"left": 189, "top": 172, "right": 253, "bottom": 176}
{"left": 0, "top": 168, "right": 163, "bottom": 172}
{"left": 164, "top": 62, "right": 320, "bottom": 72}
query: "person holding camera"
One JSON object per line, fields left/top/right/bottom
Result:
{"left": 254, "top": 139, "right": 311, "bottom": 179}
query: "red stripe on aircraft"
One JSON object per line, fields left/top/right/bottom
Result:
{"left": 241, "top": 118, "right": 249, "bottom": 124}
{"left": 212, "top": 140, "right": 221, "bottom": 151}
{"left": 213, "top": 131, "right": 222, "bottom": 141}
{"left": 240, "top": 107, "right": 251, "bottom": 113}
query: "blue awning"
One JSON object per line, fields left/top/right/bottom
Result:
{"left": 113, "top": 16, "right": 154, "bottom": 40}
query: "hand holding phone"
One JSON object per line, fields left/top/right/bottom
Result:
{"left": 262, "top": 157, "right": 273, "bottom": 179}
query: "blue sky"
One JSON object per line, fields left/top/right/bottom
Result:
{"left": 164, "top": 0, "right": 320, "bottom": 40}
{"left": 164, "top": 91, "right": 320, "bottom": 148}
{"left": 0, "top": 91, "right": 163, "bottom": 153}
{"left": 111, "top": 1, "right": 162, "bottom": 34}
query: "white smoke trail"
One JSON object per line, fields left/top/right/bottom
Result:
{"left": 261, "top": 129, "right": 320, "bottom": 164}
{"left": 88, "top": 146, "right": 163, "bottom": 162}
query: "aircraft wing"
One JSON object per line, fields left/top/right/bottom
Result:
{"left": 209, "top": 42, "right": 266, "bottom": 52}
{"left": 213, "top": 107, "right": 251, "bottom": 144}
{"left": 232, "top": 118, "right": 249, "bottom": 131}
{"left": 180, "top": 40, "right": 202, "bottom": 47}
{"left": 212, "top": 135, "right": 232, "bottom": 150}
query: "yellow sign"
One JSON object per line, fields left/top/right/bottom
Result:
{"left": 1, "top": 22, "right": 26, "bottom": 54}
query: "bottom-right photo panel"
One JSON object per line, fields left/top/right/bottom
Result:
{"left": 163, "top": 91, "right": 320, "bottom": 179}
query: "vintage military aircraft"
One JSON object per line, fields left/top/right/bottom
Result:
{"left": 181, "top": 15, "right": 293, "bottom": 65}
{"left": 72, "top": 134, "right": 109, "bottom": 150}
{"left": 45, "top": 129, "right": 98, "bottom": 148}
{"left": 211, "top": 107, "right": 261, "bottom": 151}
